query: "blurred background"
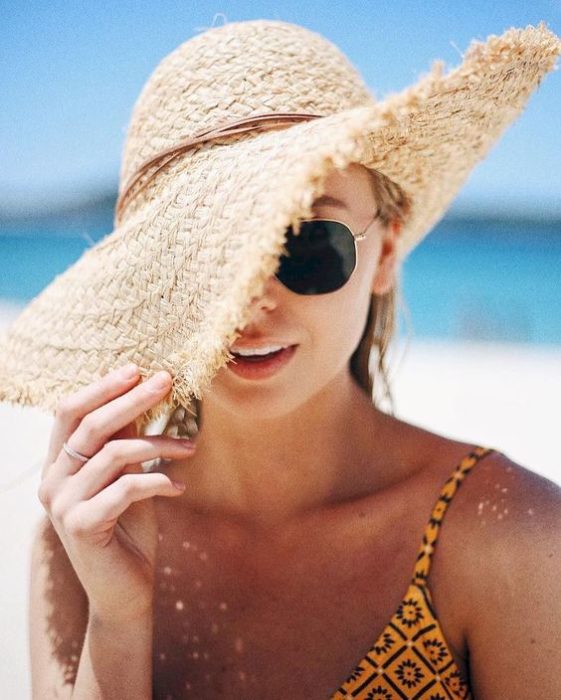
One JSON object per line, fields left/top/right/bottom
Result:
{"left": 1, "top": 2, "right": 560, "bottom": 696}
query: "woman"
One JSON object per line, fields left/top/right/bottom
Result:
{"left": 14, "top": 19, "right": 561, "bottom": 700}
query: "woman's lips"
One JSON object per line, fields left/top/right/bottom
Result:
{"left": 227, "top": 345, "right": 298, "bottom": 379}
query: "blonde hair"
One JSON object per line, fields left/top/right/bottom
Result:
{"left": 168, "top": 167, "right": 412, "bottom": 439}
{"left": 349, "top": 167, "right": 412, "bottom": 416}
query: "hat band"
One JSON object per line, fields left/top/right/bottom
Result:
{"left": 115, "top": 111, "right": 324, "bottom": 223}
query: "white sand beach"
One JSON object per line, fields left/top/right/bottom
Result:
{"left": 1, "top": 300, "right": 559, "bottom": 697}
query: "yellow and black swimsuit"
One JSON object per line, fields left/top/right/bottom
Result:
{"left": 330, "top": 445, "right": 496, "bottom": 699}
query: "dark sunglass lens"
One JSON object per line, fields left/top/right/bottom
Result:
{"left": 275, "top": 220, "right": 356, "bottom": 294}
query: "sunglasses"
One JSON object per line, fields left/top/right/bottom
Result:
{"left": 274, "top": 209, "right": 381, "bottom": 295}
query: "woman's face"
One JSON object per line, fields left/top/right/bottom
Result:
{"left": 205, "top": 163, "right": 401, "bottom": 420}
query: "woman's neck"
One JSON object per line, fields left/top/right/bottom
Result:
{"left": 164, "top": 370, "right": 394, "bottom": 530}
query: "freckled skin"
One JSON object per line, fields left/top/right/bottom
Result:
{"left": 146, "top": 164, "right": 561, "bottom": 698}
{"left": 40, "top": 162, "right": 561, "bottom": 698}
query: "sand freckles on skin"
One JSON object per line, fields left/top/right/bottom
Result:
{"left": 1, "top": 307, "right": 560, "bottom": 697}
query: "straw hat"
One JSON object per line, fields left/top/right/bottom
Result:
{"left": 0, "top": 18, "right": 559, "bottom": 437}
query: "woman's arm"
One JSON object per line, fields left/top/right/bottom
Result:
{"left": 462, "top": 459, "right": 561, "bottom": 697}
{"left": 72, "top": 610, "right": 153, "bottom": 700}
{"left": 29, "top": 515, "right": 154, "bottom": 699}
{"left": 30, "top": 365, "right": 195, "bottom": 698}
{"left": 29, "top": 515, "right": 87, "bottom": 699}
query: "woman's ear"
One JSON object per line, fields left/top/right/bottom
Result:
{"left": 371, "top": 219, "right": 401, "bottom": 295}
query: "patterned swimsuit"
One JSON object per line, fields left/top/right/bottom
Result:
{"left": 329, "top": 445, "right": 496, "bottom": 699}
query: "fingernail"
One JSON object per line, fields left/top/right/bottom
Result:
{"left": 172, "top": 480, "right": 186, "bottom": 491}
{"left": 178, "top": 439, "right": 196, "bottom": 449}
{"left": 120, "top": 362, "right": 138, "bottom": 379}
{"left": 147, "top": 371, "right": 170, "bottom": 391}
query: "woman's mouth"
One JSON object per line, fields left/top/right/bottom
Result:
{"left": 227, "top": 345, "right": 298, "bottom": 379}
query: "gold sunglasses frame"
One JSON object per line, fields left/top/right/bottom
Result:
{"left": 275, "top": 208, "right": 382, "bottom": 293}
{"left": 302, "top": 207, "right": 382, "bottom": 242}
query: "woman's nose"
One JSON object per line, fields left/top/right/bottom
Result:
{"left": 248, "top": 274, "right": 283, "bottom": 310}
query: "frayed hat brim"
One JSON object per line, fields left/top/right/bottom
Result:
{"left": 0, "top": 22, "right": 559, "bottom": 431}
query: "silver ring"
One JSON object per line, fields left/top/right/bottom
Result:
{"left": 62, "top": 441, "right": 91, "bottom": 463}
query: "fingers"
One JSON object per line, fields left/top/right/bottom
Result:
{"left": 65, "top": 370, "right": 172, "bottom": 472}
{"left": 38, "top": 434, "right": 196, "bottom": 522}
{"left": 54, "top": 369, "right": 173, "bottom": 480}
{"left": 43, "top": 363, "right": 142, "bottom": 477}
{"left": 61, "top": 472, "right": 188, "bottom": 538}
{"left": 66, "top": 435, "right": 196, "bottom": 502}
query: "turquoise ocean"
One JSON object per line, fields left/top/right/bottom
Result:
{"left": 1, "top": 213, "right": 560, "bottom": 346}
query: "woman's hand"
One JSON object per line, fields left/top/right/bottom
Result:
{"left": 37, "top": 364, "right": 196, "bottom": 623}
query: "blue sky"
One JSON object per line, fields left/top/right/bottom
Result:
{"left": 2, "top": 0, "right": 560, "bottom": 216}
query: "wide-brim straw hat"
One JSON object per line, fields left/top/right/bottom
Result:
{"left": 1, "top": 18, "right": 559, "bottom": 436}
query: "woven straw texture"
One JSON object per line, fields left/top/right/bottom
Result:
{"left": 0, "top": 19, "right": 559, "bottom": 433}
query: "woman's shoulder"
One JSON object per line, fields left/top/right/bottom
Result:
{"left": 394, "top": 418, "right": 561, "bottom": 526}
{"left": 429, "top": 440, "right": 561, "bottom": 561}
{"left": 423, "top": 442, "right": 561, "bottom": 688}
{"left": 376, "top": 415, "right": 560, "bottom": 534}
{"left": 440, "top": 445, "right": 561, "bottom": 540}
{"left": 428, "top": 446, "right": 559, "bottom": 642}
{"left": 437, "top": 446, "right": 561, "bottom": 692}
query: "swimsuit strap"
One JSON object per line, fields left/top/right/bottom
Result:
{"left": 412, "top": 445, "right": 497, "bottom": 585}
